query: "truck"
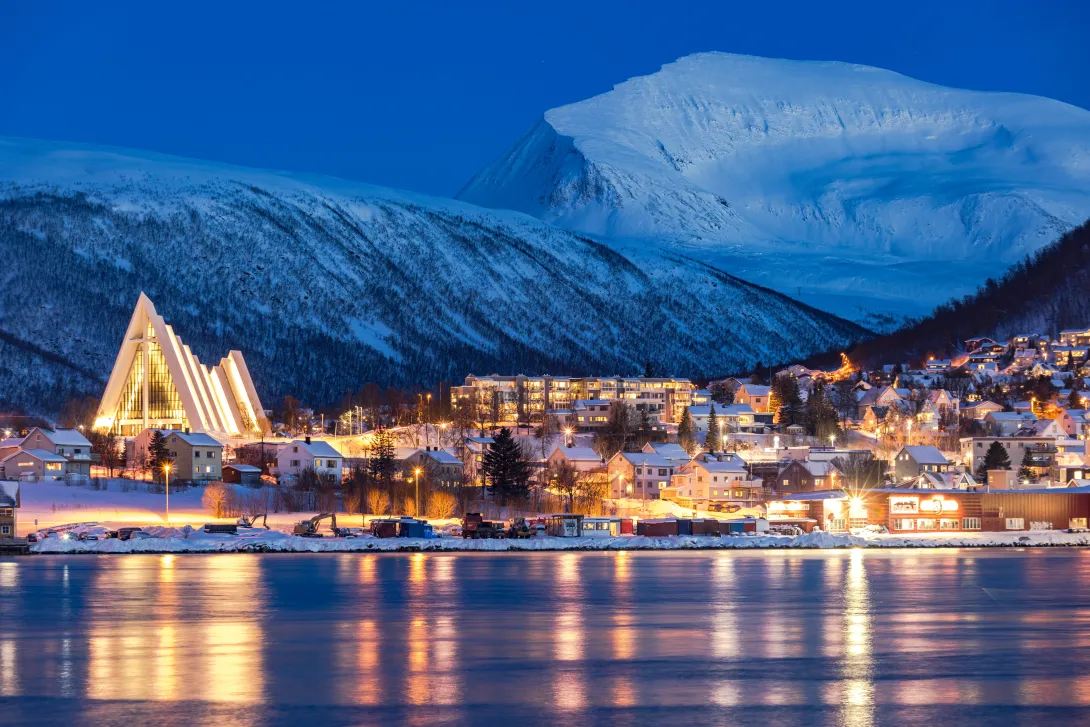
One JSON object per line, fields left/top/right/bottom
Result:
{"left": 461, "top": 512, "right": 506, "bottom": 539}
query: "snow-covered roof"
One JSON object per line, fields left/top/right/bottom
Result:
{"left": 413, "top": 448, "right": 462, "bottom": 465}
{"left": 224, "top": 463, "right": 262, "bottom": 472}
{"left": 693, "top": 457, "right": 747, "bottom": 473}
{"left": 0, "top": 437, "right": 24, "bottom": 447}
{"left": 740, "top": 384, "right": 770, "bottom": 396}
{"left": 288, "top": 440, "right": 341, "bottom": 458}
{"left": 164, "top": 430, "right": 222, "bottom": 447}
{"left": 4, "top": 448, "right": 68, "bottom": 463}
{"left": 551, "top": 446, "right": 601, "bottom": 462}
{"left": 620, "top": 452, "right": 674, "bottom": 468}
{"left": 646, "top": 443, "right": 690, "bottom": 460}
{"left": 803, "top": 461, "right": 840, "bottom": 477}
{"left": 986, "top": 411, "right": 1037, "bottom": 421}
{"left": 33, "top": 428, "right": 92, "bottom": 447}
{"left": 719, "top": 404, "right": 754, "bottom": 416}
{"left": 901, "top": 445, "right": 949, "bottom": 465}
{"left": 0, "top": 481, "right": 17, "bottom": 506}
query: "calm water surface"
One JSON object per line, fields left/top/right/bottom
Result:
{"left": 2, "top": 550, "right": 1090, "bottom": 726}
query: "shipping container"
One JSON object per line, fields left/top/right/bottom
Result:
{"left": 636, "top": 519, "right": 678, "bottom": 537}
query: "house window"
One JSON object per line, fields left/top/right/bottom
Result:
{"left": 962, "top": 518, "right": 981, "bottom": 530}
{"left": 1070, "top": 518, "right": 1088, "bottom": 529}
{"left": 782, "top": 479, "right": 789, "bottom": 487}
{"left": 1005, "top": 518, "right": 1025, "bottom": 530}
{"left": 939, "top": 519, "right": 959, "bottom": 530}
{"left": 195, "top": 451, "right": 201, "bottom": 458}
{"left": 194, "top": 466, "right": 199, "bottom": 475}
{"left": 46, "top": 463, "right": 62, "bottom": 471}
{"left": 658, "top": 469, "right": 667, "bottom": 476}
{"left": 917, "top": 518, "right": 937, "bottom": 530}
{"left": 0, "top": 525, "right": 8, "bottom": 535}
{"left": 290, "top": 459, "right": 300, "bottom": 467}
{"left": 74, "top": 448, "right": 81, "bottom": 454}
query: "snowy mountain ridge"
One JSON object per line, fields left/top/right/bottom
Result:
{"left": 458, "top": 53, "right": 1090, "bottom": 328}
{"left": 0, "top": 136, "right": 865, "bottom": 415}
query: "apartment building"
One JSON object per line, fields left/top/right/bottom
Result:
{"left": 452, "top": 374, "right": 694, "bottom": 424}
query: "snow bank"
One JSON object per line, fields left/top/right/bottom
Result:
{"left": 30, "top": 528, "right": 1090, "bottom": 555}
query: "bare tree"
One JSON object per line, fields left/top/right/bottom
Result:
{"left": 427, "top": 490, "right": 457, "bottom": 519}
{"left": 366, "top": 488, "right": 390, "bottom": 515}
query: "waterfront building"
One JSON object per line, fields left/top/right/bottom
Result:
{"left": 94, "top": 293, "right": 267, "bottom": 438}
{"left": 0, "top": 481, "right": 17, "bottom": 536}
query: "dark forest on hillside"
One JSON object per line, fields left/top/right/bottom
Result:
{"left": 819, "top": 219, "right": 1090, "bottom": 369}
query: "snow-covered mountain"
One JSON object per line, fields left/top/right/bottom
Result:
{"left": 0, "top": 137, "right": 866, "bottom": 415}
{"left": 458, "top": 53, "right": 1090, "bottom": 329}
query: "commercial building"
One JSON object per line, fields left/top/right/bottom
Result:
{"left": 94, "top": 293, "right": 267, "bottom": 438}
{"left": 767, "top": 487, "right": 1090, "bottom": 534}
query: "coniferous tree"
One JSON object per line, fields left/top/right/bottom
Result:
{"left": 481, "top": 427, "right": 533, "bottom": 503}
{"left": 1018, "top": 449, "right": 1036, "bottom": 484}
{"left": 368, "top": 425, "right": 397, "bottom": 485}
{"left": 148, "top": 430, "right": 171, "bottom": 480}
{"left": 705, "top": 404, "right": 721, "bottom": 452}
{"left": 677, "top": 408, "right": 696, "bottom": 454}
{"left": 976, "top": 440, "right": 1012, "bottom": 479}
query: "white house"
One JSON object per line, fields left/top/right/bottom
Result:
{"left": 665, "top": 453, "right": 763, "bottom": 511}
{"left": 1, "top": 449, "right": 69, "bottom": 481}
{"left": 547, "top": 446, "right": 605, "bottom": 473}
{"left": 276, "top": 438, "right": 343, "bottom": 482}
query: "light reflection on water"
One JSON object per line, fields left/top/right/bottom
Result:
{"left": 1, "top": 550, "right": 1090, "bottom": 725}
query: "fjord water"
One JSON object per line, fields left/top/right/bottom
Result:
{"left": 2, "top": 551, "right": 1090, "bottom": 726}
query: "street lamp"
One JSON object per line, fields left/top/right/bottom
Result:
{"left": 564, "top": 427, "right": 573, "bottom": 447}
{"left": 829, "top": 434, "right": 836, "bottom": 449}
{"left": 163, "top": 462, "right": 173, "bottom": 524}
{"left": 413, "top": 467, "right": 422, "bottom": 518}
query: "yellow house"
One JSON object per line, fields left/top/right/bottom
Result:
{"left": 130, "top": 428, "right": 224, "bottom": 482}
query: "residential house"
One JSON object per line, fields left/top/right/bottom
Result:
{"left": 893, "top": 446, "right": 951, "bottom": 481}
{"left": 0, "top": 481, "right": 17, "bottom": 537}
{"left": 276, "top": 438, "right": 343, "bottom": 483}
{"left": 735, "top": 384, "right": 772, "bottom": 413}
{"left": 462, "top": 436, "right": 493, "bottom": 487}
{"left": 222, "top": 464, "right": 262, "bottom": 486}
{"left": 1058, "top": 327, "right": 1090, "bottom": 347}
{"left": 961, "top": 400, "right": 1004, "bottom": 420}
{"left": 403, "top": 447, "right": 464, "bottom": 488}
{"left": 984, "top": 411, "right": 1038, "bottom": 437}
{"left": 1013, "top": 419, "right": 1066, "bottom": 440}
{"left": 17, "top": 428, "right": 94, "bottom": 477}
{"left": 687, "top": 404, "right": 755, "bottom": 435}
{"left": 640, "top": 442, "right": 692, "bottom": 465}
{"left": 606, "top": 452, "right": 677, "bottom": 499}
{"left": 664, "top": 453, "right": 763, "bottom": 511}
{"left": 0, "top": 449, "right": 68, "bottom": 480}
{"left": 547, "top": 446, "right": 605, "bottom": 474}
{"left": 1058, "top": 409, "right": 1090, "bottom": 439}
{"left": 775, "top": 459, "right": 842, "bottom": 495}
{"left": 130, "top": 428, "right": 224, "bottom": 482}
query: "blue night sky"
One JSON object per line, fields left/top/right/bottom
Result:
{"left": 2, "top": 0, "right": 1088, "bottom": 197}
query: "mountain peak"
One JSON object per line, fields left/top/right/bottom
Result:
{"left": 459, "top": 53, "right": 1090, "bottom": 328}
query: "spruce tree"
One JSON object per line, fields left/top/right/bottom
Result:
{"left": 481, "top": 427, "right": 532, "bottom": 503}
{"left": 149, "top": 430, "right": 171, "bottom": 479}
{"left": 976, "top": 440, "right": 1012, "bottom": 479}
{"left": 368, "top": 425, "right": 396, "bottom": 485}
{"left": 677, "top": 408, "right": 696, "bottom": 454}
{"left": 705, "top": 404, "right": 721, "bottom": 452}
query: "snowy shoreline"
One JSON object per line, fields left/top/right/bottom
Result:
{"left": 29, "top": 529, "right": 1090, "bottom": 554}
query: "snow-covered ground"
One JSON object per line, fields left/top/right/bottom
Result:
{"left": 20, "top": 480, "right": 1090, "bottom": 553}
{"left": 29, "top": 526, "right": 1090, "bottom": 554}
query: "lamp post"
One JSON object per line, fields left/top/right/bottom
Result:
{"left": 163, "top": 462, "right": 173, "bottom": 524}
{"left": 564, "top": 427, "right": 573, "bottom": 448}
{"left": 414, "top": 466, "right": 422, "bottom": 518}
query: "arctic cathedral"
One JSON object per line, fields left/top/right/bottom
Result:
{"left": 94, "top": 293, "right": 267, "bottom": 438}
